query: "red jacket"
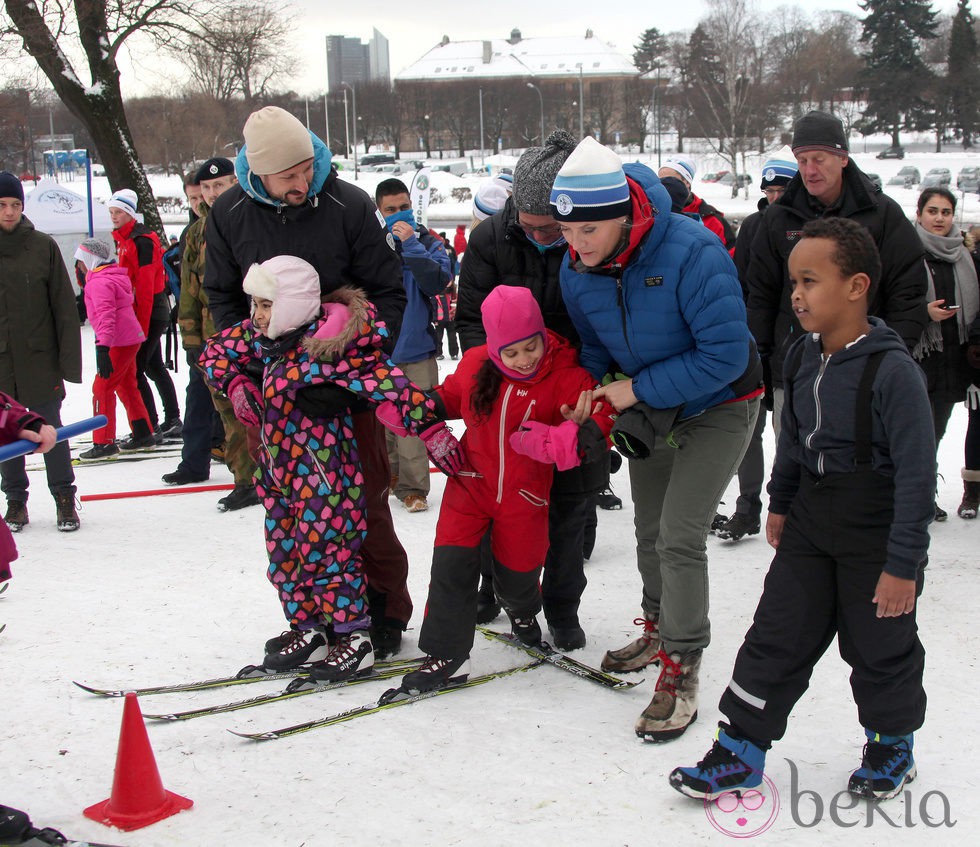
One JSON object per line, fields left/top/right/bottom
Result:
{"left": 435, "top": 330, "right": 614, "bottom": 505}
{"left": 111, "top": 219, "right": 165, "bottom": 334}
{"left": 683, "top": 194, "right": 736, "bottom": 255}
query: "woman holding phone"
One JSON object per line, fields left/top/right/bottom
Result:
{"left": 911, "top": 187, "right": 980, "bottom": 519}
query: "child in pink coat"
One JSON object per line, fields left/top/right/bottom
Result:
{"left": 74, "top": 239, "right": 154, "bottom": 460}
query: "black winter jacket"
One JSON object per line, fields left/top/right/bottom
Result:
{"left": 747, "top": 163, "right": 927, "bottom": 387}
{"left": 456, "top": 197, "right": 578, "bottom": 351}
{"left": 203, "top": 168, "right": 405, "bottom": 335}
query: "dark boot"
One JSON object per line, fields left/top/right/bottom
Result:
{"left": 3, "top": 500, "right": 27, "bottom": 532}
{"left": 54, "top": 491, "right": 80, "bottom": 532}
{"left": 120, "top": 418, "right": 157, "bottom": 450}
{"left": 958, "top": 470, "right": 980, "bottom": 519}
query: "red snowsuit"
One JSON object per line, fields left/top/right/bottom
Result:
{"left": 417, "top": 329, "right": 614, "bottom": 659}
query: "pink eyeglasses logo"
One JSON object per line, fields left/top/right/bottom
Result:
{"left": 703, "top": 774, "right": 780, "bottom": 838}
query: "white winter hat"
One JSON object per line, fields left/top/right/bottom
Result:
{"left": 472, "top": 175, "right": 513, "bottom": 221}
{"left": 107, "top": 189, "right": 138, "bottom": 219}
{"left": 243, "top": 255, "right": 321, "bottom": 339}
{"left": 659, "top": 156, "right": 696, "bottom": 186}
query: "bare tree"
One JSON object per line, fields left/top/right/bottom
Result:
{"left": 685, "top": 0, "right": 764, "bottom": 197}
{"left": 181, "top": 2, "right": 297, "bottom": 104}
{"left": 0, "top": 0, "right": 227, "bottom": 235}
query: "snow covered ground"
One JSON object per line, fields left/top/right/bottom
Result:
{"left": 2, "top": 334, "right": 978, "bottom": 846}
{"left": 5, "top": 149, "right": 980, "bottom": 845}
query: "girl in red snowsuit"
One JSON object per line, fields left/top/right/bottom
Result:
{"left": 383, "top": 285, "right": 615, "bottom": 693}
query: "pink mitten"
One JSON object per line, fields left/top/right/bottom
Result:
{"left": 509, "top": 419, "right": 581, "bottom": 471}
{"left": 314, "top": 302, "right": 353, "bottom": 340}
{"left": 376, "top": 400, "right": 408, "bottom": 437}
{"left": 228, "top": 376, "right": 263, "bottom": 427}
{"left": 420, "top": 421, "right": 464, "bottom": 476}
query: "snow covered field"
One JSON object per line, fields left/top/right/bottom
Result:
{"left": 3, "top": 335, "right": 978, "bottom": 846}
{"left": 4, "top": 149, "right": 980, "bottom": 845}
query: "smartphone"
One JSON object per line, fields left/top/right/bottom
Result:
{"left": 945, "top": 304, "right": 961, "bottom": 311}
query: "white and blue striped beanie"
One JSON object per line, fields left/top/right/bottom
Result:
{"left": 549, "top": 137, "right": 630, "bottom": 222}
{"left": 760, "top": 157, "right": 798, "bottom": 189}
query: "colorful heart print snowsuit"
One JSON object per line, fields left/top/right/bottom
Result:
{"left": 202, "top": 287, "right": 436, "bottom": 629}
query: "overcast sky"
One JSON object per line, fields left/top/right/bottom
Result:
{"left": 283, "top": 0, "right": 961, "bottom": 95}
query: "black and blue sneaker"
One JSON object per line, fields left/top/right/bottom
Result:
{"left": 848, "top": 730, "right": 916, "bottom": 800}
{"left": 669, "top": 727, "right": 766, "bottom": 800}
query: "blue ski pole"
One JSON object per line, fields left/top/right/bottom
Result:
{"left": 0, "top": 415, "right": 107, "bottom": 462}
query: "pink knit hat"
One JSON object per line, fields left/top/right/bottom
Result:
{"left": 242, "top": 255, "right": 321, "bottom": 339}
{"left": 480, "top": 286, "right": 546, "bottom": 379}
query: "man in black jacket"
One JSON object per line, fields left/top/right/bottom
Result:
{"left": 747, "top": 111, "right": 928, "bottom": 425}
{"left": 456, "top": 129, "right": 607, "bottom": 651}
{"left": 202, "top": 106, "right": 412, "bottom": 659}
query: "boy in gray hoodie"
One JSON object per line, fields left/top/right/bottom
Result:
{"left": 671, "top": 217, "right": 934, "bottom": 802}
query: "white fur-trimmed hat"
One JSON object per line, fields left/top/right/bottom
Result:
{"left": 243, "top": 255, "right": 321, "bottom": 339}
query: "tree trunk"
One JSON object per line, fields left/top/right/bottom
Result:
{"left": 5, "top": 0, "right": 165, "bottom": 238}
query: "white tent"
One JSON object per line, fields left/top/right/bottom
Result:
{"left": 25, "top": 178, "right": 113, "bottom": 292}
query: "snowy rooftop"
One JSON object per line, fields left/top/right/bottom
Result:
{"left": 396, "top": 29, "right": 638, "bottom": 82}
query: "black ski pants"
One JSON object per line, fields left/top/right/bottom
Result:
{"left": 719, "top": 469, "right": 927, "bottom": 745}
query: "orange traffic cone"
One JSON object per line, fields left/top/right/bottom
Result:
{"left": 83, "top": 692, "right": 193, "bottom": 831}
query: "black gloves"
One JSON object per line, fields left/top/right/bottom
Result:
{"left": 294, "top": 382, "right": 368, "bottom": 420}
{"left": 95, "top": 345, "right": 114, "bottom": 379}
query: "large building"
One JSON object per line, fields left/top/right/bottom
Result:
{"left": 392, "top": 28, "right": 639, "bottom": 152}
{"left": 326, "top": 28, "right": 390, "bottom": 91}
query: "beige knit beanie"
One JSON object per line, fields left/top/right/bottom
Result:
{"left": 243, "top": 107, "right": 315, "bottom": 176}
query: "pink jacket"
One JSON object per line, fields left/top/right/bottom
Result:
{"left": 83, "top": 264, "right": 146, "bottom": 348}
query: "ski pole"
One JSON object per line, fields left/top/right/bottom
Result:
{"left": 80, "top": 483, "right": 235, "bottom": 502}
{"left": 0, "top": 415, "right": 107, "bottom": 462}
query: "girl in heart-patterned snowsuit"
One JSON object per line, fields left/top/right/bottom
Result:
{"left": 202, "top": 256, "right": 449, "bottom": 681}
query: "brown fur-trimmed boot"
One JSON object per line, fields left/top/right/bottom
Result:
{"left": 958, "top": 469, "right": 980, "bottom": 519}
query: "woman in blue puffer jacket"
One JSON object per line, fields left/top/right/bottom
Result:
{"left": 550, "top": 137, "right": 762, "bottom": 743}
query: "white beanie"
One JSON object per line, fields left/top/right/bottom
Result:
{"left": 472, "top": 175, "right": 513, "bottom": 221}
{"left": 660, "top": 156, "right": 696, "bottom": 186}
{"left": 243, "top": 107, "right": 315, "bottom": 176}
{"left": 243, "top": 255, "right": 321, "bottom": 339}
{"left": 107, "top": 189, "right": 138, "bottom": 219}
{"left": 549, "top": 137, "right": 630, "bottom": 222}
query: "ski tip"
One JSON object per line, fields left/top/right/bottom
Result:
{"left": 72, "top": 681, "right": 124, "bottom": 697}
{"left": 227, "top": 728, "right": 275, "bottom": 741}
{"left": 143, "top": 712, "right": 180, "bottom": 721}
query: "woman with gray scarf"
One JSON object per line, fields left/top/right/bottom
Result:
{"left": 912, "top": 187, "right": 980, "bottom": 520}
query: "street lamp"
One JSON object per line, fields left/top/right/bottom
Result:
{"left": 339, "top": 81, "right": 358, "bottom": 178}
{"left": 575, "top": 64, "right": 585, "bottom": 140}
{"left": 527, "top": 82, "right": 545, "bottom": 144}
{"left": 479, "top": 87, "right": 486, "bottom": 168}
{"left": 654, "top": 62, "right": 662, "bottom": 168}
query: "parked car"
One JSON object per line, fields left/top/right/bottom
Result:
{"left": 865, "top": 173, "right": 883, "bottom": 191}
{"left": 360, "top": 152, "right": 396, "bottom": 167}
{"left": 896, "top": 165, "right": 921, "bottom": 185}
{"left": 701, "top": 172, "right": 721, "bottom": 183}
{"left": 921, "top": 167, "right": 952, "bottom": 188}
{"left": 886, "top": 174, "right": 916, "bottom": 189}
{"left": 876, "top": 145, "right": 905, "bottom": 159}
{"left": 957, "top": 166, "right": 980, "bottom": 193}
{"left": 718, "top": 172, "right": 753, "bottom": 187}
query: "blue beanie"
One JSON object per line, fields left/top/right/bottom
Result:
{"left": 0, "top": 171, "right": 24, "bottom": 204}
{"left": 760, "top": 158, "right": 798, "bottom": 189}
{"left": 549, "top": 137, "right": 631, "bottom": 222}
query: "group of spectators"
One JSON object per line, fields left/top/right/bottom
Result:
{"left": 1, "top": 103, "right": 977, "bottom": 807}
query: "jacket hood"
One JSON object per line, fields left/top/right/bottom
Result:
{"left": 801, "top": 315, "right": 909, "bottom": 363}
{"left": 235, "top": 131, "right": 333, "bottom": 208}
{"left": 302, "top": 287, "right": 376, "bottom": 361}
{"left": 481, "top": 285, "right": 547, "bottom": 379}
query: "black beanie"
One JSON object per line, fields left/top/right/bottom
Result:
{"left": 791, "top": 111, "right": 848, "bottom": 156}
{"left": 194, "top": 157, "right": 235, "bottom": 183}
{"left": 0, "top": 171, "right": 24, "bottom": 204}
